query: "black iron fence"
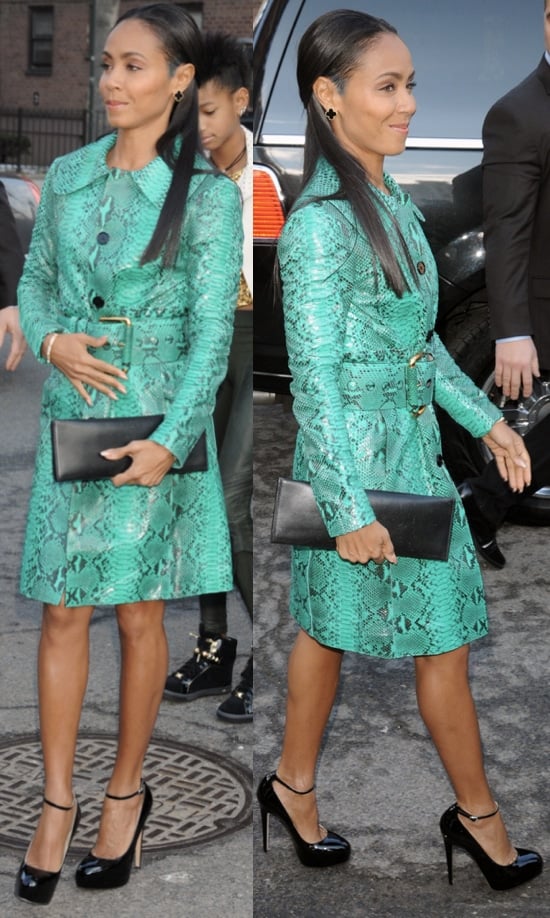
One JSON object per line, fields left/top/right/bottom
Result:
{"left": 0, "top": 108, "right": 110, "bottom": 171}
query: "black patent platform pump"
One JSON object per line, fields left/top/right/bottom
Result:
{"left": 440, "top": 802, "right": 543, "bottom": 890}
{"left": 75, "top": 781, "right": 152, "bottom": 890}
{"left": 257, "top": 772, "right": 350, "bottom": 868}
{"left": 15, "top": 795, "right": 81, "bottom": 905}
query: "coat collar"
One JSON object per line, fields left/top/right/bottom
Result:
{"left": 303, "top": 156, "right": 424, "bottom": 221}
{"left": 51, "top": 132, "right": 210, "bottom": 207}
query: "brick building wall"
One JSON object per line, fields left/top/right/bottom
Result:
{"left": 0, "top": 0, "right": 253, "bottom": 110}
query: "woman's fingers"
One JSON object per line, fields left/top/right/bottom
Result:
{"left": 49, "top": 333, "right": 128, "bottom": 399}
{"left": 336, "top": 522, "right": 396, "bottom": 565}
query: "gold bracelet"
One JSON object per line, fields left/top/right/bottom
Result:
{"left": 45, "top": 332, "right": 59, "bottom": 364}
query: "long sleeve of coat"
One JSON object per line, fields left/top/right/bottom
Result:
{"left": 18, "top": 164, "right": 64, "bottom": 359}
{"left": 279, "top": 204, "right": 377, "bottom": 536}
{"left": 150, "top": 175, "right": 243, "bottom": 465}
{"left": 431, "top": 331, "right": 502, "bottom": 437}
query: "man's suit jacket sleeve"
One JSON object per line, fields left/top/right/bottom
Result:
{"left": 0, "top": 180, "right": 24, "bottom": 308}
{"left": 482, "top": 94, "right": 541, "bottom": 341}
{"left": 483, "top": 98, "right": 542, "bottom": 338}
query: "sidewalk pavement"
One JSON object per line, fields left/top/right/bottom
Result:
{"left": 0, "top": 351, "right": 252, "bottom": 918}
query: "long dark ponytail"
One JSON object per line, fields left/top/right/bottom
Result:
{"left": 115, "top": 3, "right": 206, "bottom": 267}
{"left": 296, "top": 9, "right": 416, "bottom": 295}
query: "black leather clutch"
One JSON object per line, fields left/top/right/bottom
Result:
{"left": 271, "top": 478, "right": 454, "bottom": 561}
{"left": 51, "top": 415, "right": 207, "bottom": 482}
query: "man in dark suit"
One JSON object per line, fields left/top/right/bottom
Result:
{"left": 459, "top": 3, "right": 550, "bottom": 567}
{"left": 0, "top": 179, "right": 26, "bottom": 370}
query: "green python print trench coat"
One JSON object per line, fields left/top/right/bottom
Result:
{"left": 18, "top": 132, "right": 243, "bottom": 607}
{"left": 278, "top": 158, "right": 502, "bottom": 658}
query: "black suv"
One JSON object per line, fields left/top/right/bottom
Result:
{"left": 254, "top": 0, "right": 549, "bottom": 523}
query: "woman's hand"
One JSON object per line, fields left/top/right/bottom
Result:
{"left": 43, "top": 332, "right": 127, "bottom": 405}
{"left": 482, "top": 420, "right": 531, "bottom": 492}
{"left": 336, "top": 520, "right": 397, "bottom": 565}
{"left": 101, "top": 439, "right": 176, "bottom": 487}
{"left": 0, "top": 306, "right": 27, "bottom": 370}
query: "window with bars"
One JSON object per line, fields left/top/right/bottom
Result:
{"left": 28, "top": 6, "right": 54, "bottom": 74}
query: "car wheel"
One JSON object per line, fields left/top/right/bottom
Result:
{"left": 438, "top": 307, "right": 550, "bottom": 526}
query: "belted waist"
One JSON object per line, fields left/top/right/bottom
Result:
{"left": 339, "top": 353, "right": 435, "bottom": 414}
{"left": 60, "top": 315, "right": 185, "bottom": 367}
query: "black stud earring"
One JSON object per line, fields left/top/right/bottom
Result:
{"left": 174, "top": 90, "right": 184, "bottom": 103}
{"left": 325, "top": 108, "right": 337, "bottom": 121}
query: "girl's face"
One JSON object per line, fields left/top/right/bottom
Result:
{"left": 316, "top": 32, "right": 416, "bottom": 177}
{"left": 99, "top": 19, "right": 192, "bottom": 135}
{"left": 198, "top": 79, "right": 248, "bottom": 154}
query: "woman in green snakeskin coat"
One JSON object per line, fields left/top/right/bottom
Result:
{"left": 15, "top": 6, "right": 243, "bottom": 904}
{"left": 257, "top": 10, "right": 543, "bottom": 889}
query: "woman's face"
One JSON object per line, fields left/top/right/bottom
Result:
{"left": 198, "top": 79, "right": 248, "bottom": 154}
{"left": 99, "top": 19, "right": 192, "bottom": 135}
{"left": 318, "top": 32, "right": 416, "bottom": 176}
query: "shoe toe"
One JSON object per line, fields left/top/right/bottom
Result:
{"left": 473, "top": 535, "right": 506, "bottom": 568}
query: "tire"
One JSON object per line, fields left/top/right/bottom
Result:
{"left": 438, "top": 305, "right": 550, "bottom": 526}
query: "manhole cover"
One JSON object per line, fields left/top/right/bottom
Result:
{"left": 0, "top": 733, "right": 251, "bottom": 855}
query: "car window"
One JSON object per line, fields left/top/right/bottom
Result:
{"left": 262, "top": 0, "right": 542, "bottom": 139}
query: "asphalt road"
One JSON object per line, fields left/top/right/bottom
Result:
{"left": 253, "top": 396, "right": 550, "bottom": 918}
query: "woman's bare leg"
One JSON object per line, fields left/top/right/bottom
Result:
{"left": 415, "top": 644, "right": 516, "bottom": 864}
{"left": 26, "top": 601, "right": 94, "bottom": 871}
{"left": 92, "top": 599, "right": 167, "bottom": 858}
{"left": 275, "top": 628, "right": 344, "bottom": 843}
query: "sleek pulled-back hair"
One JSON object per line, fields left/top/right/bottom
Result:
{"left": 115, "top": 3, "right": 205, "bottom": 266}
{"left": 296, "top": 9, "right": 416, "bottom": 295}
{"left": 198, "top": 31, "right": 251, "bottom": 93}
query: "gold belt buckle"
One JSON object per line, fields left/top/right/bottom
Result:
{"left": 99, "top": 316, "right": 133, "bottom": 370}
{"left": 408, "top": 351, "right": 432, "bottom": 416}
{"left": 408, "top": 351, "right": 426, "bottom": 368}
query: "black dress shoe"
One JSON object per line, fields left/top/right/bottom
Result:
{"left": 457, "top": 481, "right": 506, "bottom": 569}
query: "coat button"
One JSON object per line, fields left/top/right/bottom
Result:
{"left": 436, "top": 454, "right": 444, "bottom": 466}
{"left": 92, "top": 295, "right": 104, "bottom": 308}
{"left": 417, "top": 261, "right": 426, "bottom": 275}
{"left": 97, "top": 232, "right": 110, "bottom": 245}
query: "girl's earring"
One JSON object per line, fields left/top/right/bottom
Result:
{"left": 325, "top": 108, "right": 337, "bottom": 121}
{"left": 174, "top": 90, "right": 184, "bottom": 103}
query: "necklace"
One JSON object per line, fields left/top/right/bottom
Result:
{"left": 222, "top": 143, "right": 246, "bottom": 173}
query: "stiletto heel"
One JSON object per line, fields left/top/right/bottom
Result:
{"left": 15, "top": 795, "right": 80, "bottom": 905}
{"left": 443, "top": 834, "right": 453, "bottom": 884}
{"left": 257, "top": 772, "right": 350, "bottom": 867}
{"left": 75, "top": 780, "right": 152, "bottom": 889}
{"left": 134, "top": 829, "right": 145, "bottom": 869}
{"left": 260, "top": 803, "right": 270, "bottom": 852}
{"left": 440, "top": 802, "right": 543, "bottom": 890}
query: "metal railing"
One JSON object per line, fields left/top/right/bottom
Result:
{"left": 0, "top": 108, "right": 111, "bottom": 171}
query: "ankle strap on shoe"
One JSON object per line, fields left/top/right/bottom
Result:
{"left": 455, "top": 801, "right": 499, "bottom": 822}
{"left": 274, "top": 772, "right": 315, "bottom": 795}
{"left": 43, "top": 795, "right": 75, "bottom": 811}
{"left": 105, "top": 781, "right": 145, "bottom": 801}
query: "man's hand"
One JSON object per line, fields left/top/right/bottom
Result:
{"left": 495, "top": 338, "right": 540, "bottom": 399}
{"left": 0, "top": 306, "right": 27, "bottom": 371}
